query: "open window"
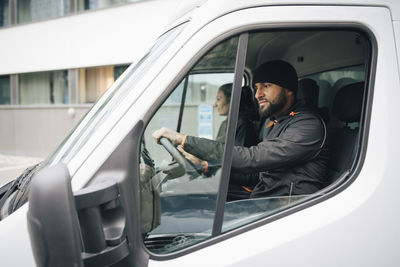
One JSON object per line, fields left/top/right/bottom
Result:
{"left": 141, "top": 36, "right": 240, "bottom": 253}
{"left": 221, "top": 29, "right": 370, "bottom": 233}
{"left": 140, "top": 27, "right": 371, "bottom": 256}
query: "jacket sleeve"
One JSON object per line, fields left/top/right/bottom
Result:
{"left": 183, "top": 118, "right": 257, "bottom": 162}
{"left": 184, "top": 136, "right": 225, "bottom": 162}
{"left": 231, "top": 115, "right": 325, "bottom": 174}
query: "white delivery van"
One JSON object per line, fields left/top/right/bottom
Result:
{"left": 0, "top": 0, "right": 399, "bottom": 266}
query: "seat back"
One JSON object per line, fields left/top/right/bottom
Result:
{"left": 298, "top": 78, "right": 330, "bottom": 123}
{"left": 328, "top": 81, "right": 364, "bottom": 182}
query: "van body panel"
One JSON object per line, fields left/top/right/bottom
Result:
{"left": 142, "top": 4, "right": 397, "bottom": 266}
{"left": 1, "top": 1, "right": 400, "bottom": 266}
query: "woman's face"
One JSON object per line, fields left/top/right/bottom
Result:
{"left": 214, "top": 89, "right": 229, "bottom": 116}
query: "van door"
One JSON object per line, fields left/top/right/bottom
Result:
{"left": 141, "top": 5, "right": 398, "bottom": 267}
{"left": 28, "top": 3, "right": 400, "bottom": 267}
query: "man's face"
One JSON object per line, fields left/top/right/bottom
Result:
{"left": 254, "top": 82, "right": 287, "bottom": 118}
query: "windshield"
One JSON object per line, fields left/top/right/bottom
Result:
{"left": 0, "top": 23, "right": 187, "bottom": 219}
{"left": 45, "top": 23, "right": 187, "bottom": 168}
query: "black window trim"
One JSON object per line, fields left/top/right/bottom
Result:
{"left": 212, "top": 32, "right": 249, "bottom": 236}
{"left": 141, "top": 22, "right": 377, "bottom": 261}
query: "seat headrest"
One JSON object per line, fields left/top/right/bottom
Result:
{"left": 332, "top": 82, "right": 364, "bottom": 123}
{"left": 298, "top": 78, "right": 319, "bottom": 108}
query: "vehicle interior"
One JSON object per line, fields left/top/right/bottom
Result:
{"left": 138, "top": 27, "right": 371, "bottom": 254}
{"left": 139, "top": 27, "right": 370, "bottom": 254}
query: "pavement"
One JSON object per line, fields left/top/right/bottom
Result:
{"left": 0, "top": 154, "right": 42, "bottom": 187}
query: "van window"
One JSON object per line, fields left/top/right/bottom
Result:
{"left": 141, "top": 36, "right": 239, "bottom": 253}
{"left": 221, "top": 30, "right": 370, "bottom": 233}
{"left": 140, "top": 28, "right": 371, "bottom": 253}
{"left": 305, "top": 65, "right": 366, "bottom": 129}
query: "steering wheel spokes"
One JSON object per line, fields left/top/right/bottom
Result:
{"left": 159, "top": 137, "right": 199, "bottom": 178}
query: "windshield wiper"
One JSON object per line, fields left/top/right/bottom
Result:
{"left": 0, "top": 163, "right": 41, "bottom": 219}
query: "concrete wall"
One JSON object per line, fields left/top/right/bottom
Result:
{"left": 0, "top": 0, "right": 180, "bottom": 74}
{"left": 0, "top": 0, "right": 182, "bottom": 157}
{"left": 0, "top": 103, "right": 224, "bottom": 160}
{"left": 0, "top": 106, "right": 89, "bottom": 157}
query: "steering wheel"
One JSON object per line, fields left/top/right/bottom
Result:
{"left": 159, "top": 137, "right": 198, "bottom": 177}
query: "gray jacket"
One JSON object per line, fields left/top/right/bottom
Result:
{"left": 230, "top": 101, "right": 329, "bottom": 197}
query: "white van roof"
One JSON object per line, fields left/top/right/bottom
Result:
{"left": 182, "top": 0, "right": 400, "bottom": 24}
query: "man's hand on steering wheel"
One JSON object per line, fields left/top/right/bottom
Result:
{"left": 152, "top": 128, "right": 207, "bottom": 176}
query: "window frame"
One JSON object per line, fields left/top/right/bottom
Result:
{"left": 139, "top": 33, "right": 244, "bottom": 251}
{"left": 212, "top": 32, "right": 248, "bottom": 236}
{"left": 140, "top": 23, "right": 376, "bottom": 261}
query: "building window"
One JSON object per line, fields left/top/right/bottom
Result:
{"left": 19, "top": 70, "right": 68, "bottom": 104}
{"left": 77, "top": 0, "right": 141, "bottom": 11}
{"left": 113, "top": 64, "right": 129, "bottom": 79}
{"left": 78, "top": 64, "right": 128, "bottom": 103}
{"left": 17, "top": 0, "right": 69, "bottom": 24}
{"left": 1, "top": 0, "right": 146, "bottom": 28}
{"left": 0, "top": 75, "right": 11, "bottom": 105}
{"left": 0, "top": 1, "right": 10, "bottom": 27}
{"left": 6, "top": 65, "right": 128, "bottom": 105}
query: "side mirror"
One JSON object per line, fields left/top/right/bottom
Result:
{"left": 27, "top": 164, "right": 132, "bottom": 267}
{"left": 27, "top": 122, "right": 149, "bottom": 267}
{"left": 27, "top": 164, "right": 83, "bottom": 267}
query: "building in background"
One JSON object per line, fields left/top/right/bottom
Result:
{"left": 0, "top": 0, "right": 180, "bottom": 157}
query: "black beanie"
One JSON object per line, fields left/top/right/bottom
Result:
{"left": 253, "top": 60, "right": 298, "bottom": 95}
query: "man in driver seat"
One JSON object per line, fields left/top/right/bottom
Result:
{"left": 153, "top": 60, "right": 329, "bottom": 199}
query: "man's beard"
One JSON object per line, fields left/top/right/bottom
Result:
{"left": 258, "top": 90, "right": 287, "bottom": 119}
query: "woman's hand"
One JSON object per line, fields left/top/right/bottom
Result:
{"left": 152, "top": 127, "right": 185, "bottom": 146}
{"left": 177, "top": 147, "right": 201, "bottom": 165}
{"left": 178, "top": 147, "right": 208, "bottom": 173}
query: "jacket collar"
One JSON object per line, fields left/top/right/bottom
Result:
{"left": 266, "top": 100, "right": 303, "bottom": 128}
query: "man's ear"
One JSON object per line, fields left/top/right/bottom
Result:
{"left": 284, "top": 89, "right": 294, "bottom": 96}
